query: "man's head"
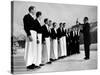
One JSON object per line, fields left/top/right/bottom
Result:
{"left": 73, "top": 28, "right": 76, "bottom": 31}
{"left": 53, "top": 22, "right": 57, "bottom": 28}
{"left": 28, "top": 6, "right": 36, "bottom": 15}
{"left": 48, "top": 20, "right": 52, "bottom": 27}
{"left": 36, "top": 11, "right": 42, "bottom": 20}
{"left": 44, "top": 18, "right": 48, "bottom": 24}
{"left": 83, "top": 17, "right": 89, "bottom": 24}
{"left": 63, "top": 22, "right": 66, "bottom": 28}
{"left": 59, "top": 22, "right": 63, "bottom": 28}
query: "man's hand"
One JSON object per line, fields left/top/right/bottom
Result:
{"left": 28, "top": 36, "right": 33, "bottom": 42}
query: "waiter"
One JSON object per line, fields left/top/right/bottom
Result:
{"left": 70, "top": 28, "right": 74, "bottom": 55}
{"left": 72, "top": 28, "right": 76, "bottom": 54}
{"left": 51, "top": 22, "right": 58, "bottom": 61}
{"left": 62, "top": 23, "right": 67, "bottom": 57}
{"left": 34, "top": 11, "right": 42, "bottom": 68}
{"left": 42, "top": 18, "right": 52, "bottom": 64}
{"left": 80, "top": 17, "right": 91, "bottom": 60}
{"left": 77, "top": 29, "right": 80, "bottom": 53}
{"left": 75, "top": 28, "right": 80, "bottom": 54}
{"left": 57, "top": 23, "right": 64, "bottom": 58}
{"left": 75, "top": 19, "right": 80, "bottom": 54}
{"left": 66, "top": 29, "right": 69, "bottom": 56}
{"left": 23, "top": 6, "right": 37, "bottom": 69}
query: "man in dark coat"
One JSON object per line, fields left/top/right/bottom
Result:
{"left": 70, "top": 29, "right": 74, "bottom": 55}
{"left": 80, "top": 17, "right": 91, "bottom": 60}
{"left": 57, "top": 23, "right": 64, "bottom": 58}
{"left": 33, "top": 11, "right": 43, "bottom": 68}
{"left": 23, "top": 6, "right": 37, "bottom": 69}
{"left": 42, "top": 18, "right": 52, "bottom": 64}
{"left": 66, "top": 29, "right": 70, "bottom": 56}
{"left": 51, "top": 22, "right": 58, "bottom": 60}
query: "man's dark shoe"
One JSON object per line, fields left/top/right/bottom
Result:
{"left": 40, "top": 64, "right": 44, "bottom": 66}
{"left": 46, "top": 61, "right": 52, "bottom": 64}
{"left": 84, "top": 57, "right": 90, "bottom": 60}
{"left": 35, "top": 66, "right": 41, "bottom": 69}
{"left": 27, "top": 65, "right": 35, "bottom": 69}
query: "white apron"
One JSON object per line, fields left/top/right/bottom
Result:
{"left": 59, "top": 37, "right": 64, "bottom": 56}
{"left": 45, "top": 37, "right": 50, "bottom": 62}
{"left": 50, "top": 39, "right": 55, "bottom": 59}
{"left": 42, "top": 42, "right": 47, "bottom": 64}
{"left": 62, "top": 36, "right": 67, "bottom": 56}
{"left": 36, "top": 34, "right": 42, "bottom": 66}
{"left": 53, "top": 39, "right": 58, "bottom": 59}
{"left": 24, "top": 30, "right": 37, "bottom": 66}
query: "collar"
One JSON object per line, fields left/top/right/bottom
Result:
{"left": 54, "top": 28, "right": 56, "bottom": 30}
{"left": 45, "top": 24, "right": 48, "bottom": 29}
{"left": 29, "top": 13, "right": 36, "bottom": 19}
{"left": 37, "top": 18, "right": 41, "bottom": 24}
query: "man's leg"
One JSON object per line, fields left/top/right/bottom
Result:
{"left": 77, "top": 42, "right": 80, "bottom": 53}
{"left": 53, "top": 39, "right": 58, "bottom": 59}
{"left": 63, "top": 37, "right": 67, "bottom": 56}
{"left": 45, "top": 38, "right": 51, "bottom": 64}
{"left": 25, "top": 30, "right": 37, "bottom": 69}
{"left": 31, "top": 31, "right": 38, "bottom": 67}
{"left": 84, "top": 44, "right": 90, "bottom": 59}
{"left": 50, "top": 39, "right": 55, "bottom": 61}
{"left": 36, "top": 34, "right": 42, "bottom": 67}
{"left": 60, "top": 37, "right": 64, "bottom": 57}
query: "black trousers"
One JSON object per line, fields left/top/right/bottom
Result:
{"left": 84, "top": 44, "right": 90, "bottom": 58}
{"left": 76, "top": 42, "right": 80, "bottom": 53}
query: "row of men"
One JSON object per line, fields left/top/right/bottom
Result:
{"left": 23, "top": 6, "right": 80, "bottom": 70}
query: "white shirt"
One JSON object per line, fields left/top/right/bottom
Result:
{"left": 54, "top": 28, "right": 57, "bottom": 33}
{"left": 63, "top": 28, "right": 66, "bottom": 32}
{"left": 45, "top": 24, "right": 48, "bottom": 30}
{"left": 37, "top": 18, "right": 41, "bottom": 26}
{"left": 60, "top": 27, "right": 62, "bottom": 32}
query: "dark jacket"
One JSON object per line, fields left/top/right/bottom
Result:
{"left": 57, "top": 27, "right": 63, "bottom": 40}
{"left": 42, "top": 24, "right": 51, "bottom": 42}
{"left": 70, "top": 31, "right": 74, "bottom": 43}
{"left": 80, "top": 23, "right": 90, "bottom": 45}
{"left": 51, "top": 28, "right": 57, "bottom": 39}
{"left": 34, "top": 19, "right": 42, "bottom": 34}
{"left": 62, "top": 28, "right": 66, "bottom": 36}
{"left": 23, "top": 14, "right": 36, "bottom": 36}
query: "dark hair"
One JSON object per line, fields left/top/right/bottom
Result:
{"left": 49, "top": 20, "right": 52, "bottom": 22}
{"left": 59, "top": 22, "right": 62, "bottom": 26}
{"left": 44, "top": 18, "right": 48, "bottom": 23}
{"left": 28, "top": 6, "right": 35, "bottom": 12}
{"left": 84, "top": 17, "right": 88, "bottom": 21}
{"left": 59, "top": 22, "right": 62, "bottom": 25}
{"left": 63, "top": 22, "right": 66, "bottom": 25}
{"left": 53, "top": 22, "right": 56, "bottom": 26}
{"left": 36, "top": 11, "right": 42, "bottom": 18}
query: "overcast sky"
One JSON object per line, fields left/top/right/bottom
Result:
{"left": 13, "top": 1, "right": 97, "bottom": 36}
